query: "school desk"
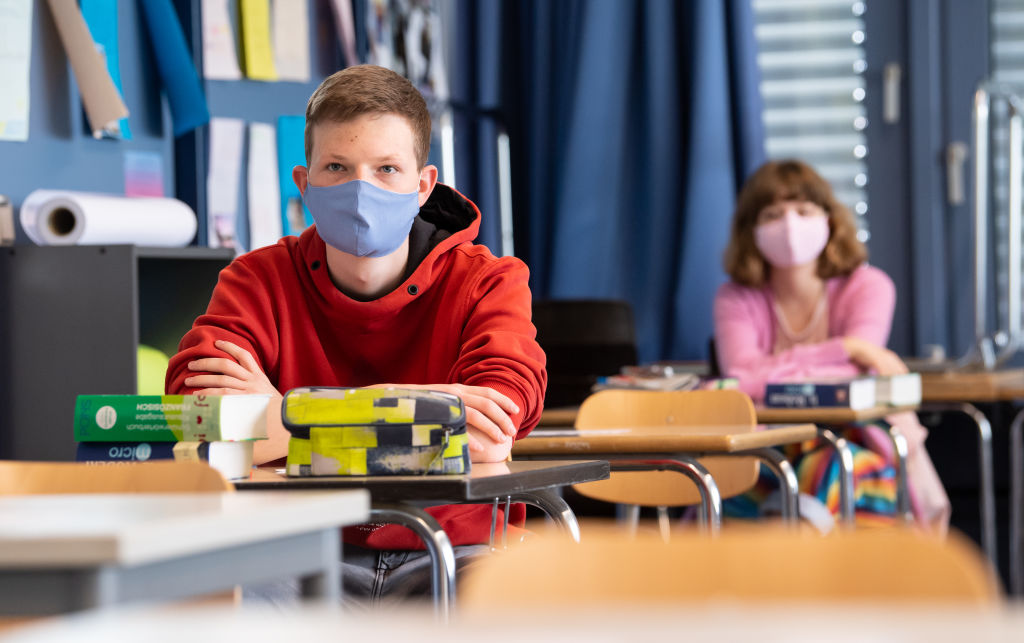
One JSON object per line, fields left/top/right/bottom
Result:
{"left": 919, "top": 369, "right": 1024, "bottom": 591}
{"left": 512, "top": 424, "right": 818, "bottom": 531}
{"left": 0, "top": 490, "right": 369, "bottom": 615}
{"left": 754, "top": 404, "right": 918, "bottom": 529}
{"left": 235, "top": 459, "right": 609, "bottom": 620}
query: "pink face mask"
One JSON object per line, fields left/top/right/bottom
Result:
{"left": 753, "top": 210, "right": 830, "bottom": 268}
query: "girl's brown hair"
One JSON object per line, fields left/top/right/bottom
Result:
{"left": 723, "top": 159, "right": 867, "bottom": 287}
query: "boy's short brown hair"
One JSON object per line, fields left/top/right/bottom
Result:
{"left": 304, "top": 65, "right": 431, "bottom": 168}
{"left": 723, "top": 159, "right": 867, "bottom": 287}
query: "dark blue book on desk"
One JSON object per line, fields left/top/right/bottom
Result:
{"left": 764, "top": 378, "right": 876, "bottom": 410}
{"left": 76, "top": 442, "right": 175, "bottom": 463}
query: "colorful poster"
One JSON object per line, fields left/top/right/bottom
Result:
{"left": 81, "top": 0, "right": 131, "bottom": 139}
{"left": 272, "top": 0, "right": 310, "bottom": 81}
{"left": 206, "top": 117, "right": 245, "bottom": 249}
{"left": 124, "top": 150, "right": 165, "bottom": 197}
{"left": 240, "top": 0, "right": 278, "bottom": 80}
{"left": 247, "top": 122, "right": 282, "bottom": 249}
{"left": 0, "top": 0, "right": 33, "bottom": 141}
{"left": 201, "top": 0, "right": 242, "bottom": 80}
{"left": 277, "top": 115, "right": 311, "bottom": 236}
{"left": 46, "top": 0, "right": 128, "bottom": 138}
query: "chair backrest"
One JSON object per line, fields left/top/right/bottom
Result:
{"left": 532, "top": 299, "right": 638, "bottom": 408}
{"left": 0, "top": 460, "right": 234, "bottom": 494}
{"left": 461, "top": 524, "right": 1001, "bottom": 606}
{"left": 572, "top": 389, "right": 758, "bottom": 506}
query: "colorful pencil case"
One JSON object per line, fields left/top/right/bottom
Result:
{"left": 282, "top": 387, "right": 470, "bottom": 477}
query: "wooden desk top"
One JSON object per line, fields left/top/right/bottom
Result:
{"left": 755, "top": 405, "right": 916, "bottom": 424}
{"left": 0, "top": 491, "right": 369, "bottom": 568}
{"left": 513, "top": 424, "right": 817, "bottom": 456}
{"left": 236, "top": 459, "right": 610, "bottom": 501}
{"left": 920, "top": 368, "right": 1024, "bottom": 402}
{"left": 542, "top": 403, "right": 913, "bottom": 428}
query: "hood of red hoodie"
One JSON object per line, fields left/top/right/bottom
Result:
{"left": 290, "top": 183, "right": 486, "bottom": 324}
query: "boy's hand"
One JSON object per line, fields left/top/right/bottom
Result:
{"left": 367, "top": 382, "right": 519, "bottom": 449}
{"left": 183, "top": 339, "right": 281, "bottom": 396}
{"left": 467, "top": 425, "right": 513, "bottom": 462}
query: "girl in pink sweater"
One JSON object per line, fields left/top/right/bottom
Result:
{"left": 714, "top": 160, "right": 949, "bottom": 531}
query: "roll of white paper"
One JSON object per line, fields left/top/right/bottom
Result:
{"left": 19, "top": 190, "right": 197, "bottom": 246}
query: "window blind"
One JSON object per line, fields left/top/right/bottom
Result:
{"left": 752, "top": 0, "right": 870, "bottom": 237}
{"left": 989, "top": 0, "right": 1024, "bottom": 332}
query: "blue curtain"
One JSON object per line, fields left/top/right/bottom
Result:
{"left": 454, "top": 0, "right": 764, "bottom": 362}
{"left": 448, "top": 1, "right": 504, "bottom": 252}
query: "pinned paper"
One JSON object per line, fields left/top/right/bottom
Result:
{"left": 240, "top": 0, "right": 278, "bottom": 81}
{"left": 207, "top": 117, "right": 246, "bottom": 249}
{"left": 80, "top": 0, "right": 131, "bottom": 139}
{"left": 0, "top": 0, "right": 33, "bottom": 141}
{"left": 138, "top": 0, "right": 210, "bottom": 137}
{"left": 272, "top": 0, "right": 311, "bottom": 81}
{"left": 46, "top": 0, "right": 129, "bottom": 138}
{"left": 124, "top": 150, "right": 165, "bottom": 197}
{"left": 201, "top": 0, "right": 242, "bottom": 80}
{"left": 277, "top": 115, "right": 312, "bottom": 236}
{"left": 247, "top": 122, "right": 283, "bottom": 250}
{"left": 0, "top": 195, "right": 14, "bottom": 245}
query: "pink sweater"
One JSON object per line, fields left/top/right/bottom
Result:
{"left": 713, "top": 264, "right": 895, "bottom": 403}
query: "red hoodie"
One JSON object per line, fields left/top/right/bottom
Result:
{"left": 166, "top": 185, "right": 546, "bottom": 549}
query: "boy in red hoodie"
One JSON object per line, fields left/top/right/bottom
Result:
{"left": 165, "top": 65, "right": 546, "bottom": 600}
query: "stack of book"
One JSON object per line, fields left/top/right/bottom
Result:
{"left": 73, "top": 394, "right": 271, "bottom": 480}
{"left": 764, "top": 373, "right": 922, "bottom": 410}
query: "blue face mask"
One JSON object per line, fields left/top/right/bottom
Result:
{"left": 302, "top": 179, "right": 421, "bottom": 257}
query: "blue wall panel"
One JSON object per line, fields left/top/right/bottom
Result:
{"left": 0, "top": 2, "right": 174, "bottom": 243}
{"left": 0, "top": 0, "right": 343, "bottom": 248}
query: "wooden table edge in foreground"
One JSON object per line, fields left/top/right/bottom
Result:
{"left": 0, "top": 490, "right": 370, "bottom": 615}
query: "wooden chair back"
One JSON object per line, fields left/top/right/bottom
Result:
{"left": 461, "top": 524, "right": 1000, "bottom": 605}
{"left": 0, "top": 460, "right": 234, "bottom": 494}
{"left": 572, "top": 389, "right": 758, "bottom": 506}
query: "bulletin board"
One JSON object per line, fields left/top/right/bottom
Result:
{"left": 0, "top": 0, "right": 355, "bottom": 247}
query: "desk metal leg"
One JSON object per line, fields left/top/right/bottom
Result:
{"left": 298, "top": 528, "right": 341, "bottom": 602}
{"left": 369, "top": 505, "right": 455, "bottom": 621}
{"left": 613, "top": 458, "right": 722, "bottom": 534}
{"left": 922, "top": 402, "right": 997, "bottom": 567}
{"left": 736, "top": 447, "right": 800, "bottom": 525}
{"left": 886, "top": 427, "right": 913, "bottom": 524}
{"left": 1010, "top": 407, "right": 1024, "bottom": 595}
{"left": 511, "top": 489, "right": 582, "bottom": 543}
{"left": 817, "top": 428, "right": 856, "bottom": 528}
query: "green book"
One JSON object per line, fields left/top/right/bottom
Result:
{"left": 73, "top": 394, "right": 271, "bottom": 442}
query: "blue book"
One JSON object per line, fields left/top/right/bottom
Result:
{"left": 75, "top": 441, "right": 255, "bottom": 479}
{"left": 75, "top": 442, "right": 176, "bottom": 463}
{"left": 763, "top": 378, "right": 876, "bottom": 410}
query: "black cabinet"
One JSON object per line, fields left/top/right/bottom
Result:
{"left": 0, "top": 245, "right": 234, "bottom": 460}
